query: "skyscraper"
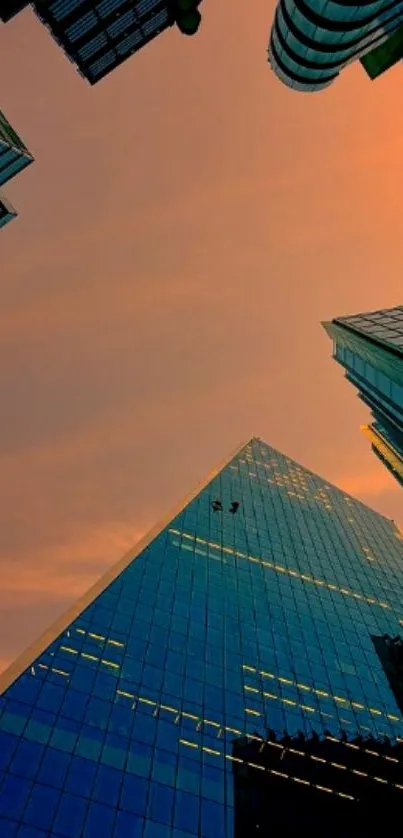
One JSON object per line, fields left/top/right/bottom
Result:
{"left": 268, "top": 0, "right": 403, "bottom": 92}
{"left": 0, "top": 110, "right": 33, "bottom": 230}
{"left": 1, "top": 0, "right": 204, "bottom": 84}
{"left": 1, "top": 437, "right": 403, "bottom": 837}
{"left": 323, "top": 306, "right": 403, "bottom": 488}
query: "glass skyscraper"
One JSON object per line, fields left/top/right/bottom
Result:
{"left": 268, "top": 0, "right": 403, "bottom": 92}
{"left": 1, "top": 0, "right": 203, "bottom": 84}
{"left": 0, "top": 110, "right": 33, "bottom": 230}
{"left": 323, "top": 306, "right": 403, "bottom": 488}
{"left": 1, "top": 437, "right": 403, "bottom": 837}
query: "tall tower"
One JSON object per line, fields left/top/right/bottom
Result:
{"left": 0, "top": 110, "right": 33, "bottom": 229}
{"left": 268, "top": 0, "right": 403, "bottom": 92}
{"left": 1, "top": 438, "right": 403, "bottom": 836}
{"left": 323, "top": 306, "right": 403, "bottom": 488}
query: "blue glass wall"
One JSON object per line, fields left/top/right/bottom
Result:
{"left": 0, "top": 111, "right": 33, "bottom": 188}
{"left": 1, "top": 437, "right": 403, "bottom": 837}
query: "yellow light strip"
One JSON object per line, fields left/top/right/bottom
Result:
{"left": 361, "top": 425, "right": 403, "bottom": 482}
{"left": 325, "top": 736, "right": 400, "bottom": 766}
{"left": 179, "top": 739, "right": 198, "bottom": 749}
{"left": 260, "top": 688, "right": 327, "bottom": 720}
{"left": 169, "top": 530, "right": 392, "bottom": 613}
{"left": 178, "top": 738, "right": 355, "bottom": 801}
{"left": 58, "top": 645, "right": 121, "bottom": 673}
{"left": 243, "top": 666, "right": 401, "bottom": 724}
{"left": 36, "top": 664, "right": 69, "bottom": 678}
{"left": 113, "top": 687, "right": 403, "bottom": 780}
{"left": 74, "top": 627, "right": 125, "bottom": 648}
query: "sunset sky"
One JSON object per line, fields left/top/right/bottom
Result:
{"left": 0, "top": 0, "right": 402, "bottom": 675}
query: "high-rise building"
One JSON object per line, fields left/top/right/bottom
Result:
{"left": 1, "top": 437, "right": 403, "bottom": 837}
{"left": 323, "top": 306, "right": 403, "bottom": 488}
{"left": 0, "top": 192, "right": 17, "bottom": 229}
{"left": 1, "top": 0, "right": 204, "bottom": 84}
{"left": 0, "top": 110, "right": 33, "bottom": 229}
{"left": 268, "top": 0, "right": 403, "bottom": 92}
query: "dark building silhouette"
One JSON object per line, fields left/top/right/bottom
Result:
{"left": 0, "top": 110, "right": 33, "bottom": 229}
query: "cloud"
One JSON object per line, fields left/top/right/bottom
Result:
{"left": 0, "top": 521, "right": 148, "bottom": 675}
{"left": 0, "top": 0, "right": 402, "bottom": 678}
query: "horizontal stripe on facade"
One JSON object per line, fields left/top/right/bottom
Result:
{"left": 278, "top": 0, "right": 403, "bottom": 55}
{"left": 290, "top": 0, "right": 403, "bottom": 33}
{"left": 269, "top": 35, "right": 338, "bottom": 86}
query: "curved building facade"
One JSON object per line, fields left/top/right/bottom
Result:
{"left": 268, "top": 0, "right": 403, "bottom": 91}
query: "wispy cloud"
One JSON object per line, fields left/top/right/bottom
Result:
{"left": 0, "top": 522, "right": 145, "bottom": 602}
{"left": 0, "top": 0, "right": 402, "bottom": 673}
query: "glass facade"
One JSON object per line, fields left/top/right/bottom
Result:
{"left": 0, "top": 111, "right": 33, "bottom": 230}
{"left": 0, "top": 111, "right": 33, "bottom": 189}
{"left": 323, "top": 306, "right": 403, "bottom": 489}
{"left": 1, "top": 436, "right": 403, "bottom": 836}
{"left": 0, "top": 192, "right": 17, "bottom": 229}
{"left": 32, "top": 0, "right": 203, "bottom": 84}
{"left": 268, "top": 0, "right": 403, "bottom": 91}
{"left": 362, "top": 423, "right": 403, "bottom": 488}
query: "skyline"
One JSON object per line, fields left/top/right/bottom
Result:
{"left": 0, "top": 0, "right": 402, "bottom": 683}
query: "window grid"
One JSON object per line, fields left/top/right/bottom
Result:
{"left": 1, "top": 439, "right": 403, "bottom": 836}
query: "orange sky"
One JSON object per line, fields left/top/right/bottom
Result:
{"left": 0, "top": 0, "right": 402, "bottom": 674}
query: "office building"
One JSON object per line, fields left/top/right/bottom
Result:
{"left": 1, "top": 0, "right": 204, "bottom": 84}
{"left": 1, "top": 437, "right": 403, "bottom": 836}
{"left": 0, "top": 110, "right": 33, "bottom": 229}
{"left": 268, "top": 0, "right": 403, "bottom": 92}
{"left": 323, "top": 306, "right": 403, "bottom": 488}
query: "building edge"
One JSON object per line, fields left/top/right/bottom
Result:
{"left": 0, "top": 436, "right": 252, "bottom": 695}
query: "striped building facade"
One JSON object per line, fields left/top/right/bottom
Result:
{"left": 268, "top": 0, "right": 403, "bottom": 92}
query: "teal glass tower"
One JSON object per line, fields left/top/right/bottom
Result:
{"left": 0, "top": 110, "right": 33, "bottom": 230}
{"left": 268, "top": 0, "right": 403, "bottom": 92}
{"left": 1, "top": 437, "right": 403, "bottom": 836}
{"left": 1, "top": 0, "right": 204, "bottom": 85}
{"left": 323, "top": 306, "right": 403, "bottom": 488}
